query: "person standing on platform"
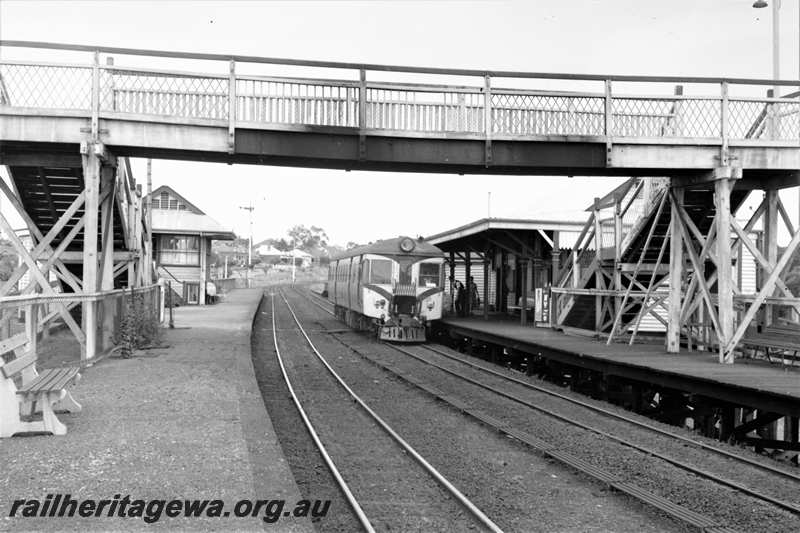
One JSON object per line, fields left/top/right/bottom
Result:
{"left": 468, "top": 276, "right": 480, "bottom": 311}
{"left": 454, "top": 280, "right": 466, "bottom": 317}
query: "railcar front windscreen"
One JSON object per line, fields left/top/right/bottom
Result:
{"left": 418, "top": 263, "right": 441, "bottom": 288}
{"left": 370, "top": 259, "right": 393, "bottom": 284}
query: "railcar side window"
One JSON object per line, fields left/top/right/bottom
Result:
{"left": 418, "top": 263, "right": 441, "bottom": 287}
{"left": 370, "top": 259, "right": 392, "bottom": 284}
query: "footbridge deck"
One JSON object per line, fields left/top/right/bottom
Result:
{"left": 2, "top": 41, "right": 800, "bottom": 180}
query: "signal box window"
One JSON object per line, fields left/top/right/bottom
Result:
{"left": 370, "top": 259, "right": 392, "bottom": 284}
{"left": 158, "top": 235, "right": 200, "bottom": 266}
{"left": 418, "top": 263, "right": 440, "bottom": 288}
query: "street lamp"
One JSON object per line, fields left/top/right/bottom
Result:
{"left": 752, "top": 0, "right": 780, "bottom": 96}
{"left": 753, "top": 1, "right": 800, "bottom": 228}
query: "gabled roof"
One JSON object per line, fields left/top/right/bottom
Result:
{"left": 426, "top": 217, "right": 587, "bottom": 245}
{"left": 147, "top": 185, "right": 205, "bottom": 215}
{"left": 151, "top": 210, "right": 235, "bottom": 240}
{"left": 287, "top": 248, "right": 314, "bottom": 258}
{"left": 256, "top": 244, "right": 284, "bottom": 256}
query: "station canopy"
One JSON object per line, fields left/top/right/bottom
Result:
{"left": 426, "top": 217, "right": 588, "bottom": 257}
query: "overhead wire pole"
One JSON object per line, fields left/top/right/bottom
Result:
{"left": 146, "top": 159, "right": 152, "bottom": 283}
{"left": 240, "top": 203, "right": 254, "bottom": 288}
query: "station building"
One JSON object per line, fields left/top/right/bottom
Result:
{"left": 148, "top": 185, "right": 236, "bottom": 305}
{"left": 427, "top": 217, "right": 587, "bottom": 326}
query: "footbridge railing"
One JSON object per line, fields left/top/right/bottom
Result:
{"left": 2, "top": 41, "right": 800, "bottom": 146}
{"left": 0, "top": 284, "right": 163, "bottom": 364}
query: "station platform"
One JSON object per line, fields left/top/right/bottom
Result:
{"left": 440, "top": 316, "right": 800, "bottom": 417}
{"left": 1, "top": 288, "right": 312, "bottom": 532}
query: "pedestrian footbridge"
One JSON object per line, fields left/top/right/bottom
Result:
{"left": 2, "top": 41, "right": 800, "bottom": 368}
{"left": 1, "top": 41, "right": 799, "bottom": 180}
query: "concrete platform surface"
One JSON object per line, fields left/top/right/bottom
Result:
{"left": 1, "top": 288, "right": 312, "bottom": 532}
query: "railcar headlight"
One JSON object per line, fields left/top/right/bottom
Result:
{"left": 399, "top": 237, "right": 416, "bottom": 253}
{"left": 374, "top": 298, "right": 386, "bottom": 309}
{"left": 426, "top": 301, "right": 434, "bottom": 310}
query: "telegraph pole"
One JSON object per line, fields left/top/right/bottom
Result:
{"left": 239, "top": 203, "right": 254, "bottom": 288}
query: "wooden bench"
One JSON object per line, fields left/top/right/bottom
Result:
{"left": 0, "top": 345, "right": 81, "bottom": 437}
{"left": 741, "top": 324, "right": 800, "bottom": 365}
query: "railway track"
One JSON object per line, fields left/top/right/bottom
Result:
{"left": 305, "top": 287, "right": 800, "bottom": 479}
{"left": 270, "top": 290, "right": 503, "bottom": 532}
{"left": 296, "top": 288, "right": 800, "bottom": 532}
{"left": 393, "top": 343, "right": 800, "bottom": 515}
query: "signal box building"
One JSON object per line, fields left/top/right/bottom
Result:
{"left": 148, "top": 185, "right": 236, "bottom": 305}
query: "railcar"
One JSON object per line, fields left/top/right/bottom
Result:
{"left": 327, "top": 236, "right": 445, "bottom": 342}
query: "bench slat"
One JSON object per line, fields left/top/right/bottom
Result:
{"left": 0, "top": 332, "right": 29, "bottom": 357}
{"left": 48, "top": 368, "right": 80, "bottom": 391}
{"left": 0, "top": 352, "right": 37, "bottom": 379}
{"left": 19, "top": 367, "right": 79, "bottom": 395}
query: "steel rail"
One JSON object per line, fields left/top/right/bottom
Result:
{"left": 268, "top": 293, "right": 375, "bottom": 533}
{"left": 420, "top": 343, "right": 800, "bottom": 483}
{"left": 295, "top": 289, "right": 795, "bottom": 525}
{"left": 4, "top": 40, "right": 800, "bottom": 86}
{"left": 384, "top": 343, "right": 800, "bottom": 516}
{"left": 278, "top": 290, "right": 504, "bottom": 533}
{"left": 301, "top": 286, "right": 800, "bottom": 485}
{"left": 305, "top": 327, "right": 731, "bottom": 531}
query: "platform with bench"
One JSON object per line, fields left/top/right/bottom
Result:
{"left": 742, "top": 323, "right": 800, "bottom": 365}
{"left": 0, "top": 333, "right": 81, "bottom": 437}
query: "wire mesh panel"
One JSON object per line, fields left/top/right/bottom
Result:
{"left": 491, "top": 93, "right": 604, "bottom": 136}
{"left": 612, "top": 97, "right": 720, "bottom": 138}
{"left": 101, "top": 68, "right": 229, "bottom": 119}
{"left": 729, "top": 99, "right": 768, "bottom": 139}
{"left": 237, "top": 79, "right": 358, "bottom": 127}
{"left": 0, "top": 63, "right": 93, "bottom": 110}
{"left": 366, "top": 88, "right": 484, "bottom": 133}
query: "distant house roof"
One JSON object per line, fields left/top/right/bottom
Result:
{"left": 256, "top": 244, "right": 284, "bottom": 256}
{"left": 287, "top": 249, "right": 313, "bottom": 258}
{"left": 215, "top": 241, "right": 248, "bottom": 253}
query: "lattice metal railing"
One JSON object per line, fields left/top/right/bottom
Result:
{"left": 0, "top": 61, "right": 93, "bottom": 109}
{"left": 492, "top": 92, "right": 604, "bottom": 135}
{"left": 101, "top": 67, "right": 229, "bottom": 119}
{"left": 2, "top": 42, "right": 800, "bottom": 145}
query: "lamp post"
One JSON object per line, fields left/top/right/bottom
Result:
{"left": 753, "top": 0, "right": 800, "bottom": 228}
{"left": 239, "top": 203, "right": 254, "bottom": 288}
{"left": 752, "top": 0, "right": 780, "bottom": 96}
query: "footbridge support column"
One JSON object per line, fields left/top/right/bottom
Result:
{"left": 667, "top": 186, "right": 683, "bottom": 353}
{"left": 80, "top": 141, "right": 117, "bottom": 361}
{"left": 715, "top": 176, "right": 735, "bottom": 364}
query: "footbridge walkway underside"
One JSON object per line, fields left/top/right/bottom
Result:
{"left": 2, "top": 41, "right": 800, "bottom": 182}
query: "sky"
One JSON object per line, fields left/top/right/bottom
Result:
{"left": 1, "top": 0, "right": 799, "bottom": 246}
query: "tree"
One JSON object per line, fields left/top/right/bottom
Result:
{"left": 287, "top": 225, "right": 329, "bottom": 251}
{"left": 346, "top": 241, "right": 360, "bottom": 250}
